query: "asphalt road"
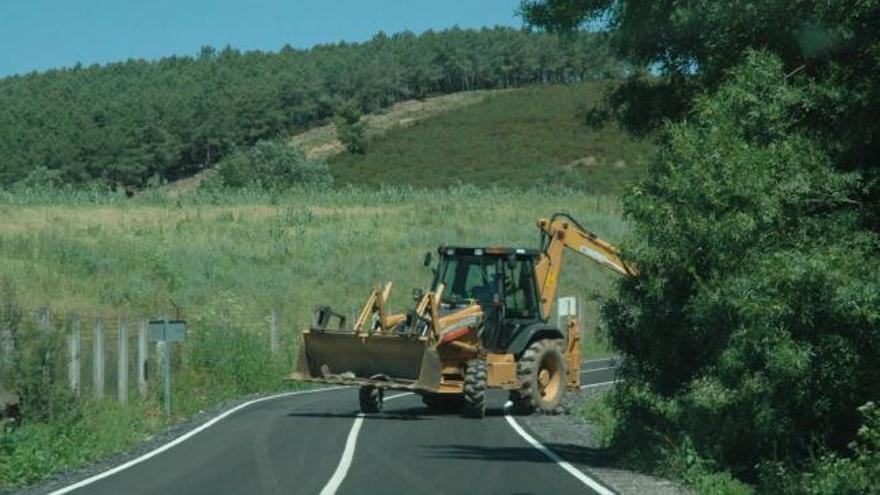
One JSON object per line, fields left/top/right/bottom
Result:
{"left": 52, "top": 358, "right": 619, "bottom": 495}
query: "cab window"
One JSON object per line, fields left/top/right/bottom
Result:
{"left": 437, "top": 255, "right": 500, "bottom": 304}
{"left": 503, "top": 259, "right": 540, "bottom": 319}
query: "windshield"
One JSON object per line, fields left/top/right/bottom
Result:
{"left": 436, "top": 255, "right": 500, "bottom": 304}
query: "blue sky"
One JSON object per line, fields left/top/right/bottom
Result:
{"left": 0, "top": 0, "right": 523, "bottom": 77}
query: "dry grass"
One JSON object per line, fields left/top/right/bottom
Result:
{"left": 0, "top": 204, "right": 400, "bottom": 236}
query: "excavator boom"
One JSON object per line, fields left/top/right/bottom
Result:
{"left": 535, "top": 213, "right": 636, "bottom": 318}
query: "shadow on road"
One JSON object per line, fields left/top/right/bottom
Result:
{"left": 421, "top": 443, "right": 614, "bottom": 466}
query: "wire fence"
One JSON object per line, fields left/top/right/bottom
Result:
{"left": 0, "top": 306, "right": 288, "bottom": 410}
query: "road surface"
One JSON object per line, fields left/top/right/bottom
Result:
{"left": 51, "top": 358, "right": 619, "bottom": 495}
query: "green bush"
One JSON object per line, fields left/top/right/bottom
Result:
{"left": 214, "top": 141, "right": 332, "bottom": 191}
{"left": 762, "top": 402, "right": 880, "bottom": 494}
{"left": 603, "top": 51, "right": 879, "bottom": 483}
{"left": 335, "top": 100, "right": 366, "bottom": 154}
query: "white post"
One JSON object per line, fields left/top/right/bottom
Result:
{"left": 117, "top": 319, "right": 128, "bottom": 403}
{"left": 36, "top": 307, "right": 50, "bottom": 330}
{"left": 68, "top": 315, "right": 81, "bottom": 395}
{"left": 93, "top": 317, "right": 104, "bottom": 399}
{"left": 156, "top": 339, "right": 171, "bottom": 414}
{"left": 138, "top": 318, "right": 148, "bottom": 397}
{"left": 270, "top": 309, "right": 279, "bottom": 354}
{"left": 37, "top": 308, "right": 51, "bottom": 375}
{"left": 0, "top": 311, "right": 12, "bottom": 407}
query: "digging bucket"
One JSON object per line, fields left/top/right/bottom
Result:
{"left": 291, "top": 330, "right": 442, "bottom": 392}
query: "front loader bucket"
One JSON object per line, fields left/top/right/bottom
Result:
{"left": 292, "top": 330, "right": 442, "bottom": 393}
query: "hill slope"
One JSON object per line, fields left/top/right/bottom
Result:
{"left": 329, "top": 82, "right": 655, "bottom": 193}
{"left": 0, "top": 28, "right": 621, "bottom": 188}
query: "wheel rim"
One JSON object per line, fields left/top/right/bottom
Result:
{"left": 538, "top": 354, "right": 561, "bottom": 400}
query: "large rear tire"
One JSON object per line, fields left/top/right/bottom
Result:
{"left": 510, "top": 339, "right": 566, "bottom": 415}
{"left": 359, "top": 386, "right": 383, "bottom": 413}
{"left": 462, "top": 359, "right": 486, "bottom": 418}
{"left": 421, "top": 393, "right": 465, "bottom": 413}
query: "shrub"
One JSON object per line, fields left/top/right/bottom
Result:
{"left": 215, "top": 141, "right": 332, "bottom": 191}
{"left": 603, "top": 51, "right": 879, "bottom": 482}
{"left": 335, "top": 100, "right": 366, "bottom": 154}
{"left": 761, "top": 402, "right": 880, "bottom": 494}
{"left": 11, "top": 167, "right": 64, "bottom": 191}
{"left": 0, "top": 284, "right": 77, "bottom": 423}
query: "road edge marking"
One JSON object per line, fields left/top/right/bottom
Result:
{"left": 580, "top": 366, "right": 615, "bottom": 374}
{"left": 49, "top": 386, "right": 346, "bottom": 495}
{"left": 319, "top": 392, "right": 413, "bottom": 495}
{"left": 503, "top": 406, "right": 617, "bottom": 495}
{"left": 580, "top": 380, "right": 617, "bottom": 390}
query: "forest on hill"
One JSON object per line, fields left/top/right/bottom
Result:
{"left": 0, "top": 27, "right": 625, "bottom": 188}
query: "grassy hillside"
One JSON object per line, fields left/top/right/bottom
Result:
{"left": 0, "top": 29, "right": 621, "bottom": 188}
{"left": 330, "top": 83, "right": 655, "bottom": 193}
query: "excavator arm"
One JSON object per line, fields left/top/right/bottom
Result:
{"left": 534, "top": 213, "right": 636, "bottom": 318}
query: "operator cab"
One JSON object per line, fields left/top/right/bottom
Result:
{"left": 431, "top": 246, "right": 544, "bottom": 350}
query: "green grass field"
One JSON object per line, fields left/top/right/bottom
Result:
{"left": 330, "top": 84, "right": 655, "bottom": 193}
{"left": 0, "top": 188, "right": 626, "bottom": 355}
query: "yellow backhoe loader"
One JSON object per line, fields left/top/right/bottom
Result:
{"left": 290, "top": 213, "right": 635, "bottom": 417}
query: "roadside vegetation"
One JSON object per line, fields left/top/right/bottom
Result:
{"left": 524, "top": 1, "right": 880, "bottom": 493}
{"left": 0, "top": 187, "right": 622, "bottom": 487}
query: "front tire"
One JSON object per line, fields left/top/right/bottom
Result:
{"left": 462, "top": 359, "right": 486, "bottom": 418}
{"left": 510, "top": 339, "right": 566, "bottom": 415}
{"left": 359, "top": 386, "right": 383, "bottom": 413}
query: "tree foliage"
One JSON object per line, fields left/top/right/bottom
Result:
{"left": 522, "top": 2, "right": 880, "bottom": 193}
{"left": 604, "top": 53, "right": 879, "bottom": 483}
{"left": 523, "top": 0, "right": 880, "bottom": 489}
{"left": 335, "top": 100, "right": 366, "bottom": 154}
{"left": 0, "top": 27, "right": 626, "bottom": 188}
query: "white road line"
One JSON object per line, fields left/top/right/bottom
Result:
{"left": 580, "top": 366, "right": 615, "bottom": 374}
{"left": 49, "top": 386, "right": 346, "bottom": 495}
{"left": 319, "top": 392, "right": 413, "bottom": 495}
{"left": 503, "top": 404, "right": 615, "bottom": 495}
{"left": 580, "top": 380, "right": 617, "bottom": 390}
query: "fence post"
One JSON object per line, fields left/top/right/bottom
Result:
{"left": 0, "top": 308, "right": 12, "bottom": 402}
{"left": 68, "top": 315, "right": 81, "bottom": 395}
{"left": 0, "top": 318, "right": 12, "bottom": 362}
{"left": 156, "top": 339, "right": 171, "bottom": 414}
{"left": 117, "top": 318, "right": 128, "bottom": 403}
{"left": 93, "top": 317, "right": 104, "bottom": 399}
{"left": 138, "top": 318, "right": 148, "bottom": 397}
{"left": 36, "top": 307, "right": 50, "bottom": 330}
{"left": 270, "top": 309, "right": 279, "bottom": 354}
{"left": 36, "top": 308, "right": 51, "bottom": 380}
